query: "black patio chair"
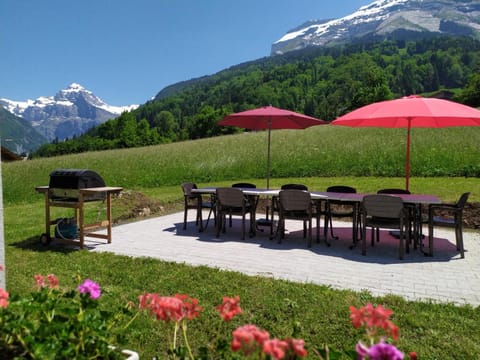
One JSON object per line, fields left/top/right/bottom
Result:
{"left": 428, "top": 192, "right": 470, "bottom": 258}
{"left": 275, "top": 189, "right": 314, "bottom": 247}
{"left": 324, "top": 185, "right": 357, "bottom": 241}
{"left": 376, "top": 188, "right": 415, "bottom": 245}
{"left": 360, "top": 194, "right": 410, "bottom": 260}
{"left": 181, "top": 182, "right": 215, "bottom": 231}
{"left": 232, "top": 183, "right": 256, "bottom": 189}
{"left": 270, "top": 183, "right": 309, "bottom": 223}
{"left": 230, "top": 183, "right": 257, "bottom": 227}
{"left": 216, "top": 187, "right": 255, "bottom": 240}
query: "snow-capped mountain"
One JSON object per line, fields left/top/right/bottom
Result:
{"left": 0, "top": 83, "right": 138, "bottom": 141}
{"left": 272, "top": 0, "right": 480, "bottom": 55}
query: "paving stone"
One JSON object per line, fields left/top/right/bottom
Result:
{"left": 85, "top": 212, "right": 480, "bottom": 307}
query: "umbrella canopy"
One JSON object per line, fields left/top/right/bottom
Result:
{"left": 332, "top": 95, "right": 480, "bottom": 190}
{"left": 219, "top": 105, "right": 327, "bottom": 188}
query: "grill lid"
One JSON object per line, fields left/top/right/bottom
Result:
{"left": 49, "top": 169, "right": 105, "bottom": 189}
{"left": 49, "top": 169, "right": 106, "bottom": 201}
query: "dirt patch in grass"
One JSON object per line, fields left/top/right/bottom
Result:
{"left": 457, "top": 202, "right": 480, "bottom": 229}
{"left": 112, "top": 190, "right": 167, "bottom": 222}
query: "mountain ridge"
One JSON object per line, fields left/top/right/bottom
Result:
{"left": 0, "top": 83, "right": 138, "bottom": 142}
{"left": 0, "top": 107, "right": 47, "bottom": 154}
{"left": 272, "top": 0, "right": 480, "bottom": 55}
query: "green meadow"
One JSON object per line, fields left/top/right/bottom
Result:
{"left": 2, "top": 125, "right": 480, "bottom": 359}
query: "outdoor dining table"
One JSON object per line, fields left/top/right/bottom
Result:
{"left": 311, "top": 191, "right": 441, "bottom": 255}
{"left": 191, "top": 187, "right": 441, "bottom": 255}
{"left": 191, "top": 187, "right": 327, "bottom": 235}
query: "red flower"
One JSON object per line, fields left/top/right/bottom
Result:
{"left": 263, "top": 338, "right": 288, "bottom": 359}
{"left": 138, "top": 293, "right": 203, "bottom": 323}
{"left": 349, "top": 303, "right": 399, "bottom": 340}
{"left": 33, "top": 274, "right": 59, "bottom": 290}
{"left": 231, "top": 324, "right": 270, "bottom": 355}
{"left": 0, "top": 288, "right": 9, "bottom": 308}
{"left": 216, "top": 296, "right": 243, "bottom": 321}
{"left": 175, "top": 293, "right": 203, "bottom": 320}
{"left": 409, "top": 351, "right": 417, "bottom": 360}
{"left": 139, "top": 293, "right": 185, "bottom": 322}
{"left": 46, "top": 274, "right": 59, "bottom": 289}
{"left": 286, "top": 338, "right": 308, "bottom": 357}
{"left": 34, "top": 274, "right": 45, "bottom": 289}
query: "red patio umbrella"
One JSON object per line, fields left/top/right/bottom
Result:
{"left": 219, "top": 105, "right": 327, "bottom": 188}
{"left": 332, "top": 95, "right": 480, "bottom": 190}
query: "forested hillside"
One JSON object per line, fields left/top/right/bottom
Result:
{"left": 0, "top": 108, "right": 47, "bottom": 154}
{"left": 34, "top": 37, "right": 480, "bottom": 157}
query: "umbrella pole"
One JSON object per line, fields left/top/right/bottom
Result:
{"left": 266, "top": 124, "right": 271, "bottom": 189}
{"left": 405, "top": 121, "right": 411, "bottom": 191}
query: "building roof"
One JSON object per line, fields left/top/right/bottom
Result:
{"left": 1, "top": 146, "right": 23, "bottom": 162}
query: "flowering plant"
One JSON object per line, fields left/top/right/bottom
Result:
{"left": 137, "top": 292, "right": 308, "bottom": 360}
{"left": 317, "top": 303, "right": 416, "bottom": 360}
{"left": 0, "top": 261, "right": 417, "bottom": 360}
{"left": 0, "top": 266, "right": 128, "bottom": 359}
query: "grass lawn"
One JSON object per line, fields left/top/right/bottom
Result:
{"left": 2, "top": 126, "right": 480, "bottom": 358}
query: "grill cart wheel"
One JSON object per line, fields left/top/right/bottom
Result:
{"left": 40, "top": 233, "right": 51, "bottom": 245}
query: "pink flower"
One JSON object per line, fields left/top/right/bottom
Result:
{"left": 175, "top": 293, "right": 203, "bottom": 320}
{"left": 231, "top": 324, "right": 270, "bottom": 355}
{"left": 0, "top": 288, "right": 9, "bottom": 308}
{"left": 356, "top": 340, "right": 404, "bottom": 360}
{"left": 216, "top": 296, "right": 243, "bottom": 321}
{"left": 34, "top": 274, "right": 59, "bottom": 289}
{"left": 77, "top": 279, "right": 101, "bottom": 299}
{"left": 349, "top": 303, "right": 399, "bottom": 340}
{"left": 263, "top": 338, "right": 288, "bottom": 359}
{"left": 34, "top": 274, "right": 45, "bottom": 289}
{"left": 138, "top": 293, "right": 203, "bottom": 323}
{"left": 151, "top": 295, "right": 185, "bottom": 322}
{"left": 286, "top": 338, "right": 308, "bottom": 357}
{"left": 47, "top": 274, "right": 59, "bottom": 289}
{"left": 368, "top": 340, "right": 404, "bottom": 360}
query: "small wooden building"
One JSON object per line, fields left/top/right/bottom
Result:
{"left": 1, "top": 146, "right": 23, "bottom": 162}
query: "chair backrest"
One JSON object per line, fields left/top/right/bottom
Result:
{"left": 232, "top": 182, "right": 256, "bottom": 189}
{"left": 279, "top": 190, "right": 311, "bottom": 212}
{"left": 281, "top": 183, "right": 308, "bottom": 191}
{"left": 362, "top": 194, "right": 404, "bottom": 218}
{"left": 377, "top": 188, "right": 411, "bottom": 195}
{"left": 181, "top": 182, "right": 198, "bottom": 197}
{"left": 216, "top": 187, "right": 245, "bottom": 207}
{"left": 327, "top": 185, "right": 356, "bottom": 193}
{"left": 456, "top": 192, "right": 470, "bottom": 209}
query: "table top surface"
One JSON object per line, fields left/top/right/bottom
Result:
{"left": 192, "top": 187, "right": 441, "bottom": 204}
{"left": 35, "top": 186, "right": 123, "bottom": 193}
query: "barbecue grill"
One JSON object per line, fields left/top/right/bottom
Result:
{"left": 36, "top": 169, "right": 123, "bottom": 249}
{"left": 49, "top": 169, "right": 106, "bottom": 201}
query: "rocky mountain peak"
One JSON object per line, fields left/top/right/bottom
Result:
{"left": 54, "top": 83, "right": 105, "bottom": 108}
{"left": 0, "top": 84, "right": 138, "bottom": 142}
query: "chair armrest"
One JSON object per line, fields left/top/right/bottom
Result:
{"left": 428, "top": 204, "right": 459, "bottom": 213}
{"left": 429, "top": 203, "right": 456, "bottom": 210}
{"left": 428, "top": 204, "right": 461, "bottom": 220}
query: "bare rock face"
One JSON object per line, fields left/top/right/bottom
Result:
{"left": 272, "top": 0, "right": 480, "bottom": 55}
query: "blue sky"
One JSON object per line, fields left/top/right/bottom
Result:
{"left": 1, "top": 0, "right": 370, "bottom": 106}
